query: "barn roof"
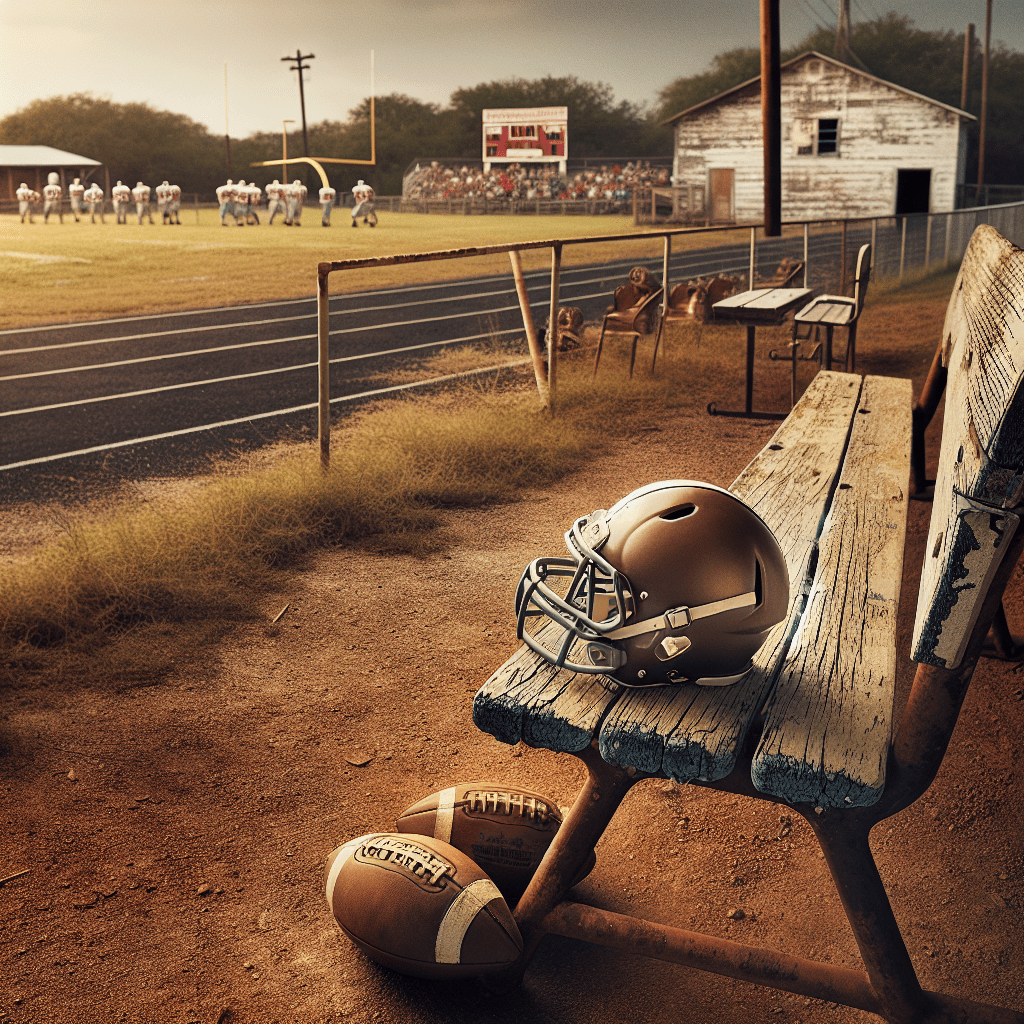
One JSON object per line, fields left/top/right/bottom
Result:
{"left": 662, "top": 51, "right": 977, "bottom": 126}
{"left": 0, "top": 144, "right": 101, "bottom": 167}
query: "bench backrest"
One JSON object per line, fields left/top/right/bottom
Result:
{"left": 612, "top": 283, "right": 644, "bottom": 312}
{"left": 852, "top": 243, "right": 871, "bottom": 315}
{"left": 912, "top": 224, "right": 1024, "bottom": 668}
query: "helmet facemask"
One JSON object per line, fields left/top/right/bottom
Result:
{"left": 516, "top": 509, "right": 636, "bottom": 675}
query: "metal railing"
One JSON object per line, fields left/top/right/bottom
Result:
{"left": 957, "top": 183, "right": 1024, "bottom": 208}
{"left": 314, "top": 199, "right": 1024, "bottom": 471}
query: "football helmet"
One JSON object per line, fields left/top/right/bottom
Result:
{"left": 515, "top": 480, "right": 789, "bottom": 688}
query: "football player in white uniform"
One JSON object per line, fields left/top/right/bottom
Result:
{"left": 43, "top": 172, "right": 63, "bottom": 224}
{"left": 285, "top": 179, "right": 306, "bottom": 226}
{"left": 68, "top": 178, "right": 86, "bottom": 222}
{"left": 168, "top": 183, "right": 181, "bottom": 224}
{"left": 350, "top": 179, "right": 377, "bottom": 227}
{"left": 245, "top": 181, "right": 261, "bottom": 225}
{"left": 319, "top": 184, "right": 336, "bottom": 227}
{"left": 112, "top": 180, "right": 132, "bottom": 224}
{"left": 233, "top": 179, "right": 249, "bottom": 225}
{"left": 132, "top": 182, "right": 153, "bottom": 224}
{"left": 265, "top": 179, "right": 285, "bottom": 224}
{"left": 155, "top": 180, "right": 172, "bottom": 223}
{"left": 216, "top": 179, "right": 235, "bottom": 226}
{"left": 16, "top": 182, "right": 34, "bottom": 223}
{"left": 83, "top": 182, "right": 105, "bottom": 223}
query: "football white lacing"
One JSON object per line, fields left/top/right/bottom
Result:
{"left": 361, "top": 837, "right": 452, "bottom": 886}
{"left": 465, "top": 791, "right": 555, "bottom": 824}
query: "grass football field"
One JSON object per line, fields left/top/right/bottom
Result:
{"left": 0, "top": 208, "right": 764, "bottom": 331}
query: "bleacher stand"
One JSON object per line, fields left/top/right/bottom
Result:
{"left": 403, "top": 160, "right": 670, "bottom": 208}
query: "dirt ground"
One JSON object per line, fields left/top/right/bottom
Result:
{"left": 2, "top": 316, "right": 1024, "bottom": 1023}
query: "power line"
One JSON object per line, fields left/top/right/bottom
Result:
{"left": 812, "top": 0, "right": 838, "bottom": 22}
{"left": 794, "top": 0, "right": 830, "bottom": 32}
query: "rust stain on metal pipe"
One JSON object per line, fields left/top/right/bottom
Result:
{"left": 543, "top": 901, "right": 881, "bottom": 1015}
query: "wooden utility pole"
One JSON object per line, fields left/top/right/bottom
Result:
{"left": 282, "top": 50, "right": 315, "bottom": 157}
{"left": 960, "top": 23, "right": 974, "bottom": 111}
{"left": 977, "top": 1, "right": 991, "bottom": 186}
{"left": 835, "top": 0, "right": 852, "bottom": 64}
{"left": 760, "top": 0, "right": 781, "bottom": 236}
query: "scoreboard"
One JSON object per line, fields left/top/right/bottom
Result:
{"left": 482, "top": 107, "right": 568, "bottom": 174}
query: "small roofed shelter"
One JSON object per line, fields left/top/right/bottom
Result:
{"left": 664, "top": 52, "right": 976, "bottom": 223}
{"left": 0, "top": 145, "right": 102, "bottom": 203}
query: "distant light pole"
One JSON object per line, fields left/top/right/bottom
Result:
{"left": 835, "top": 0, "right": 852, "bottom": 64}
{"left": 281, "top": 50, "right": 315, "bottom": 158}
{"left": 760, "top": 0, "right": 781, "bottom": 237}
{"left": 282, "top": 120, "right": 295, "bottom": 184}
{"left": 977, "top": 0, "right": 991, "bottom": 187}
{"left": 960, "top": 23, "right": 975, "bottom": 112}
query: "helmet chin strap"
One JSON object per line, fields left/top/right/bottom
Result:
{"left": 604, "top": 590, "right": 757, "bottom": 641}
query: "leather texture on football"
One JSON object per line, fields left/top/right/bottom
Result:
{"left": 395, "top": 782, "right": 596, "bottom": 901}
{"left": 324, "top": 832, "right": 523, "bottom": 979}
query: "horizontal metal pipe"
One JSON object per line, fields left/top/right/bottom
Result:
{"left": 542, "top": 901, "right": 882, "bottom": 1015}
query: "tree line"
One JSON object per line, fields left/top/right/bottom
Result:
{"left": 2, "top": 13, "right": 1021, "bottom": 196}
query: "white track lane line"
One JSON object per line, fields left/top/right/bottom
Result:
{"left": 0, "top": 268, "right": 622, "bottom": 357}
{"left": 0, "top": 290, "right": 608, "bottom": 383}
{"left": 0, "top": 254, "right": 643, "bottom": 337}
{"left": 0, "top": 359, "right": 532, "bottom": 473}
{"left": 0, "top": 329, "right": 526, "bottom": 416}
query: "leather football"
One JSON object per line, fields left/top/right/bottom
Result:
{"left": 395, "top": 783, "right": 596, "bottom": 901}
{"left": 324, "top": 832, "right": 522, "bottom": 979}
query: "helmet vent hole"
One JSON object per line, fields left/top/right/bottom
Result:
{"left": 661, "top": 503, "right": 697, "bottom": 521}
{"left": 754, "top": 558, "right": 764, "bottom": 606}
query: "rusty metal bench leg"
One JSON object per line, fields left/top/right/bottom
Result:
{"left": 629, "top": 333, "right": 639, "bottom": 378}
{"left": 791, "top": 338, "right": 799, "bottom": 407}
{"left": 807, "top": 815, "right": 925, "bottom": 1024}
{"left": 911, "top": 343, "right": 948, "bottom": 497}
{"left": 651, "top": 317, "right": 666, "bottom": 374}
{"left": 982, "top": 601, "right": 1024, "bottom": 661}
{"left": 483, "top": 744, "right": 640, "bottom": 991}
{"left": 593, "top": 321, "right": 609, "bottom": 377}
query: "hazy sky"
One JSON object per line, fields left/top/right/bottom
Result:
{"left": 1, "top": 1, "right": 1020, "bottom": 138}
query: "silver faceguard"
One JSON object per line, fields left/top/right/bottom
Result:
{"left": 516, "top": 503, "right": 760, "bottom": 683}
{"left": 515, "top": 509, "right": 634, "bottom": 675}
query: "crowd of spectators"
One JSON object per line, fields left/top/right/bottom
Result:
{"left": 403, "top": 161, "right": 671, "bottom": 205}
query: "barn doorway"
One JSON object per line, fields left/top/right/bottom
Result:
{"left": 709, "top": 168, "right": 734, "bottom": 222}
{"left": 895, "top": 169, "right": 931, "bottom": 215}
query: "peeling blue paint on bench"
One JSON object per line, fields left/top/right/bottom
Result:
{"left": 913, "top": 226, "right": 1024, "bottom": 669}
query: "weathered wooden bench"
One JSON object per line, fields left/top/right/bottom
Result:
{"left": 473, "top": 224, "right": 1024, "bottom": 1024}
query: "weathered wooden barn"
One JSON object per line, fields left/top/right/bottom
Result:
{"left": 0, "top": 145, "right": 102, "bottom": 204}
{"left": 665, "top": 52, "right": 975, "bottom": 223}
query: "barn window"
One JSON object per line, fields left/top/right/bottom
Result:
{"left": 817, "top": 119, "right": 839, "bottom": 155}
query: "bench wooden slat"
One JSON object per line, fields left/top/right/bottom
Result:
{"left": 752, "top": 375, "right": 912, "bottom": 808}
{"left": 472, "top": 623, "right": 620, "bottom": 751}
{"left": 596, "top": 371, "right": 864, "bottom": 781}
{"left": 799, "top": 300, "right": 855, "bottom": 326}
{"left": 913, "top": 225, "right": 1024, "bottom": 668}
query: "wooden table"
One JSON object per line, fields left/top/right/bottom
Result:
{"left": 708, "top": 286, "right": 812, "bottom": 420}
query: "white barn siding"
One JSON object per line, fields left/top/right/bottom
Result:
{"left": 671, "top": 54, "right": 972, "bottom": 222}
